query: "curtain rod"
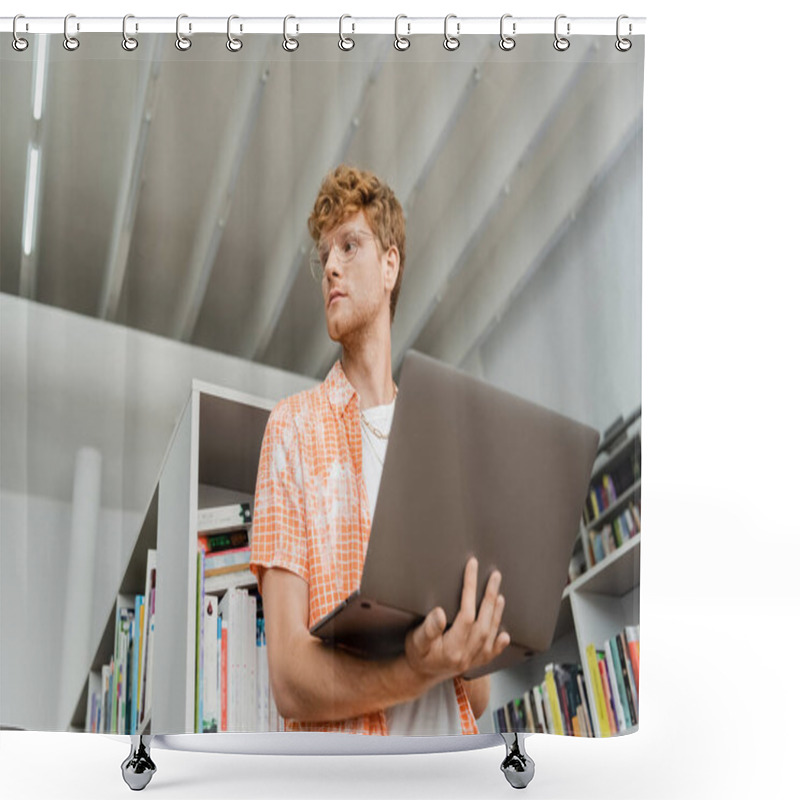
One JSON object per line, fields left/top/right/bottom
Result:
{"left": 1, "top": 16, "right": 646, "bottom": 37}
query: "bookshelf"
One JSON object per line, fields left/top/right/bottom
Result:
{"left": 484, "top": 409, "right": 641, "bottom": 738}
{"left": 70, "top": 380, "right": 277, "bottom": 734}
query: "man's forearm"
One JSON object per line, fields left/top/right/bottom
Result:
{"left": 272, "top": 628, "right": 439, "bottom": 723}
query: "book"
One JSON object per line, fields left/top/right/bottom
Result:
{"left": 195, "top": 549, "right": 204, "bottom": 733}
{"left": 625, "top": 624, "right": 640, "bottom": 692}
{"left": 100, "top": 664, "right": 111, "bottom": 733}
{"left": 531, "top": 686, "right": 547, "bottom": 734}
{"left": 607, "top": 637, "right": 632, "bottom": 730}
{"left": 131, "top": 595, "right": 144, "bottom": 733}
{"left": 204, "top": 546, "right": 251, "bottom": 576}
{"left": 202, "top": 595, "right": 219, "bottom": 733}
{"left": 522, "top": 692, "right": 535, "bottom": 733}
{"left": 585, "top": 644, "right": 611, "bottom": 737}
{"left": 198, "top": 503, "right": 252, "bottom": 533}
{"left": 617, "top": 632, "right": 639, "bottom": 725}
{"left": 543, "top": 665, "right": 564, "bottom": 736}
{"left": 142, "top": 559, "right": 157, "bottom": 726}
{"left": 597, "top": 655, "right": 618, "bottom": 734}
{"left": 220, "top": 620, "right": 228, "bottom": 732}
{"left": 576, "top": 671, "right": 595, "bottom": 737}
{"left": 138, "top": 550, "right": 157, "bottom": 730}
{"left": 198, "top": 528, "right": 250, "bottom": 554}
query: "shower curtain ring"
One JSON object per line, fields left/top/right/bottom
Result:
{"left": 283, "top": 16, "right": 299, "bottom": 51}
{"left": 227, "top": 15, "right": 243, "bottom": 52}
{"left": 394, "top": 15, "right": 410, "bottom": 51}
{"left": 63, "top": 14, "right": 80, "bottom": 51}
{"left": 443, "top": 14, "right": 460, "bottom": 51}
{"left": 122, "top": 15, "right": 139, "bottom": 51}
{"left": 615, "top": 15, "right": 633, "bottom": 52}
{"left": 553, "top": 14, "right": 570, "bottom": 51}
{"left": 499, "top": 14, "right": 516, "bottom": 51}
{"left": 176, "top": 14, "right": 192, "bottom": 51}
{"left": 12, "top": 15, "right": 29, "bottom": 52}
{"left": 339, "top": 15, "right": 355, "bottom": 51}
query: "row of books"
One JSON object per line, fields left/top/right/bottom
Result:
{"left": 195, "top": 555, "right": 283, "bottom": 733}
{"left": 585, "top": 625, "right": 639, "bottom": 736}
{"left": 587, "top": 501, "right": 641, "bottom": 567}
{"left": 493, "top": 624, "right": 639, "bottom": 738}
{"left": 87, "top": 550, "right": 157, "bottom": 734}
{"left": 494, "top": 663, "right": 595, "bottom": 737}
{"left": 583, "top": 444, "right": 640, "bottom": 524}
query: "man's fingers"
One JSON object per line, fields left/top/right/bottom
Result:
{"left": 457, "top": 557, "right": 479, "bottom": 623}
{"left": 413, "top": 606, "right": 446, "bottom": 656}
{"left": 493, "top": 629, "right": 511, "bottom": 658}
{"left": 475, "top": 570, "right": 502, "bottom": 629}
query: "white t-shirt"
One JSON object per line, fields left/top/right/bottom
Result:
{"left": 360, "top": 398, "right": 462, "bottom": 736}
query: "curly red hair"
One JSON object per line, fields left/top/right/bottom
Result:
{"left": 308, "top": 165, "right": 406, "bottom": 322}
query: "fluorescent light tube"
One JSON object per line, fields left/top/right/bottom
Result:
{"left": 32, "top": 36, "right": 49, "bottom": 121}
{"left": 22, "top": 144, "right": 40, "bottom": 256}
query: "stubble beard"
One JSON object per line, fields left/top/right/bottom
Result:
{"left": 327, "top": 293, "right": 384, "bottom": 354}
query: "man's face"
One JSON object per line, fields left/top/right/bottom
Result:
{"left": 319, "top": 209, "right": 395, "bottom": 344}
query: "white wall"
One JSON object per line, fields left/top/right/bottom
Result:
{"left": 0, "top": 295, "right": 316, "bottom": 730}
{"left": 471, "top": 129, "right": 642, "bottom": 435}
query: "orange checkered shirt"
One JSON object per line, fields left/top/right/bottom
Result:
{"left": 250, "top": 359, "right": 478, "bottom": 735}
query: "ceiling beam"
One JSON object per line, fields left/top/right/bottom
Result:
{"left": 98, "top": 35, "right": 164, "bottom": 321}
{"left": 423, "top": 69, "right": 644, "bottom": 368}
{"left": 387, "top": 41, "right": 599, "bottom": 375}
{"left": 242, "top": 38, "right": 393, "bottom": 364}
{"left": 171, "top": 38, "right": 273, "bottom": 343}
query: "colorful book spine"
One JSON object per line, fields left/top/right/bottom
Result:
{"left": 607, "top": 637, "right": 632, "bottom": 730}
{"left": 625, "top": 624, "right": 640, "bottom": 692}
{"left": 198, "top": 503, "right": 252, "bottom": 532}
{"left": 220, "top": 620, "right": 228, "bottom": 732}
{"left": 543, "top": 665, "right": 564, "bottom": 736}
{"left": 198, "top": 529, "right": 250, "bottom": 554}
{"left": 597, "top": 655, "right": 619, "bottom": 734}
{"left": 195, "top": 549, "right": 204, "bottom": 733}
{"left": 585, "top": 644, "right": 611, "bottom": 737}
{"left": 617, "top": 632, "right": 638, "bottom": 725}
{"left": 202, "top": 595, "right": 219, "bottom": 732}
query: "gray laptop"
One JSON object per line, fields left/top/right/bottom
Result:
{"left": 311, "top": 350, "right": 600, "bottom": 678}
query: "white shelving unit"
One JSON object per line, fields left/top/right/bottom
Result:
{"left": 71, "top": 379, "right": 276, "bottom": 734}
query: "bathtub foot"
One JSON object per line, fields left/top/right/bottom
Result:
{"left": 121, "top": 735, "right": 156, "bottom": 791}
{"left": 500, "top": 732, "right": 535, "bottom": 789}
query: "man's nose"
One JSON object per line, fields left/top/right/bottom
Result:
{"left": 324, "top": 246, "right": 343, "bottom": 278}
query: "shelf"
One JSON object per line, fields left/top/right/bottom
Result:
{"left": 590, "top": 426, "right": 640, "bottom": 482}
{"left": 568, "top": 534, "right": 640, "bottom": 597}
{"left": 585, "top": 479, "right": 641, "bottom": 531}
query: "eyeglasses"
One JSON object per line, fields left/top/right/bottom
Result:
{"left": 309, "top": 227, "right": 377, "bottom": 282}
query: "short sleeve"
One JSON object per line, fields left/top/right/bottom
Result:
{"left": 250, "top": 401, "right": 309, "bottom": 587}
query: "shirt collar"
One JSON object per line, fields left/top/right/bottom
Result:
{"left": 324, "top": 359, "right": 359, "bottom": 417}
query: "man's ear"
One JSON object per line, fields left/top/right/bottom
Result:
{"left": 384, "top": 245, "right": 400, "bottom": 293}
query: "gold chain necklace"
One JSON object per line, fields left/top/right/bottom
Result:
{"left": 360, "top": 384, "right": 397, "bottom": 440}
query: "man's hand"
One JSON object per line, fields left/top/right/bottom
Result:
{"left": 405, "top": 557, "right": 510, "bottom": 682}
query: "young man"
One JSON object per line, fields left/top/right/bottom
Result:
{"left": 249, "top": 165, "right": 509, "bottom": 735}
